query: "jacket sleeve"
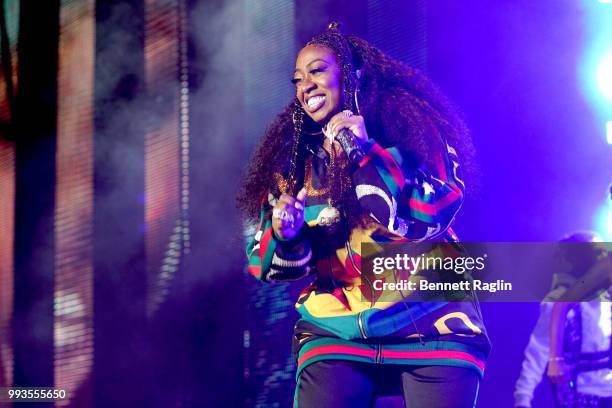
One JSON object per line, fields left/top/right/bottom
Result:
{"left": 351, "top": 138, "right": 464, "bottom": 240}
{"left": 245, "top": 195, "right": 312, "bottom": 282}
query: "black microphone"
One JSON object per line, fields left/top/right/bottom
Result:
{"left": 335, "top": 128, "right": 364, "bottom": 167}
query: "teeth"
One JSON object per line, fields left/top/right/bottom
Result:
{"left": 307, "top": 96, "right": 325, "bottom": 110}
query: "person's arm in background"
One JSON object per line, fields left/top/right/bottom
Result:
{"left": 547, "top": 254, "right": 612, "bottom": 383}
{"left": 513, "top": 286, "right": 565, "bottom": 408}
{"left": 556, "top": 255, "right": 612, "bottom": 302}
{"left": 547, "top": 300, "right": 574, "bottom": 385}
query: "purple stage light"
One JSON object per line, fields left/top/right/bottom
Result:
{"left": 607, "top": 121, "right": 612, "bottom": 144}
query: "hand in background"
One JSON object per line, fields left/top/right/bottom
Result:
{"left": 547, "top": 358, "right": 571, "bottom": 385}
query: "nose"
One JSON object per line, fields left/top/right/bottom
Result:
{"left": 300, "top": 75, "right": 316, "bottom": 95}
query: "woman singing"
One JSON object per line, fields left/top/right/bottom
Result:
{"left": 237, "top": 23, "right": 490, "bottom": 408}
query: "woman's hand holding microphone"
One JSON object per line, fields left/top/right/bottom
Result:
{"left": 322, "top": 110, "right": 368, "bottom": 156}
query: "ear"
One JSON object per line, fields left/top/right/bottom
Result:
{"left": 355, "top": 69, "right": 362, "bottom": 79}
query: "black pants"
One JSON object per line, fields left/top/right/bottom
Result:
{"left": 294, "top": 360, "right": 480, "bottom": 408}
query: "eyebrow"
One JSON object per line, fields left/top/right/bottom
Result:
{"left": 294, "top": 58, "right": 329, "bottom": 74}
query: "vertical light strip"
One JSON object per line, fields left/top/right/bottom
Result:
{"left": 178, "top": 0, "right": 190, "bottom": 257}
{"left": 2, "top": 0, "right": 19, "bottom": 97}
{"left": 0, "top": 139, "right": 15, "bottom": 395}
{"left": 54, "top": 0, "right": 95, "bottom": 406}
{"left": 144, "top": 0, "right": 188, "bottom": 317}
{"left": 0, "top": 0, "right": 19, "bottom": 395}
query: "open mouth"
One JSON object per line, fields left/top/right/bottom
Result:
{"left": 306, "top": 95, "right": 325, "bottom": 113}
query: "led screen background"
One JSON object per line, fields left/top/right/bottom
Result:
{"left": 2, "top": 0, "right": 189, "bottom": 406}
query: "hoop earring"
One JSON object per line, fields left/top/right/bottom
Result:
{"left": 288, "top": 100, "right": 303, "bottom": 194}
{"left": 353, "top": 69, "right": 362, "bottom": 115}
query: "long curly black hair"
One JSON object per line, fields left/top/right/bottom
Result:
{"left": 237, "top": 25, "right": 477, "bottom": 227}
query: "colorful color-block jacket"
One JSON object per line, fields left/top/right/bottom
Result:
{"left": 246, "top": 137, "right": 491, "bottom": 379}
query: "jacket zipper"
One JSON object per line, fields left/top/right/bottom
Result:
{"left": 357, "top": 311, "right": 368, "bottom": 339}
{"left": 375, "top": 344, "right": 382, "bottom": 364}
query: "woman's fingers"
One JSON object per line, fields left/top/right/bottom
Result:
{"left": 295, "top": 188, "right": 307, "bottom": 207}
{"left": 273, "top": 203, "right": 298, "bottom": 225}
{"left": 278, "top": 194, "right": 297, "bottom": 207}
{"left": 326, "top": 113, "right": 352, "bottom": 136}
{"left": 326, "top": 111, "right": 360, "bottom": 131}
{"left": 272, "top": 208, "right": 296, "bottom": 239}
{"left": 279, "top": 192, "right": 306, "bottom": 213}
{"left": 325, "top": 113, "right": 368, "bottom": 145}
{"left": 272, "top": 189, "right": 308, "bottom": 240}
